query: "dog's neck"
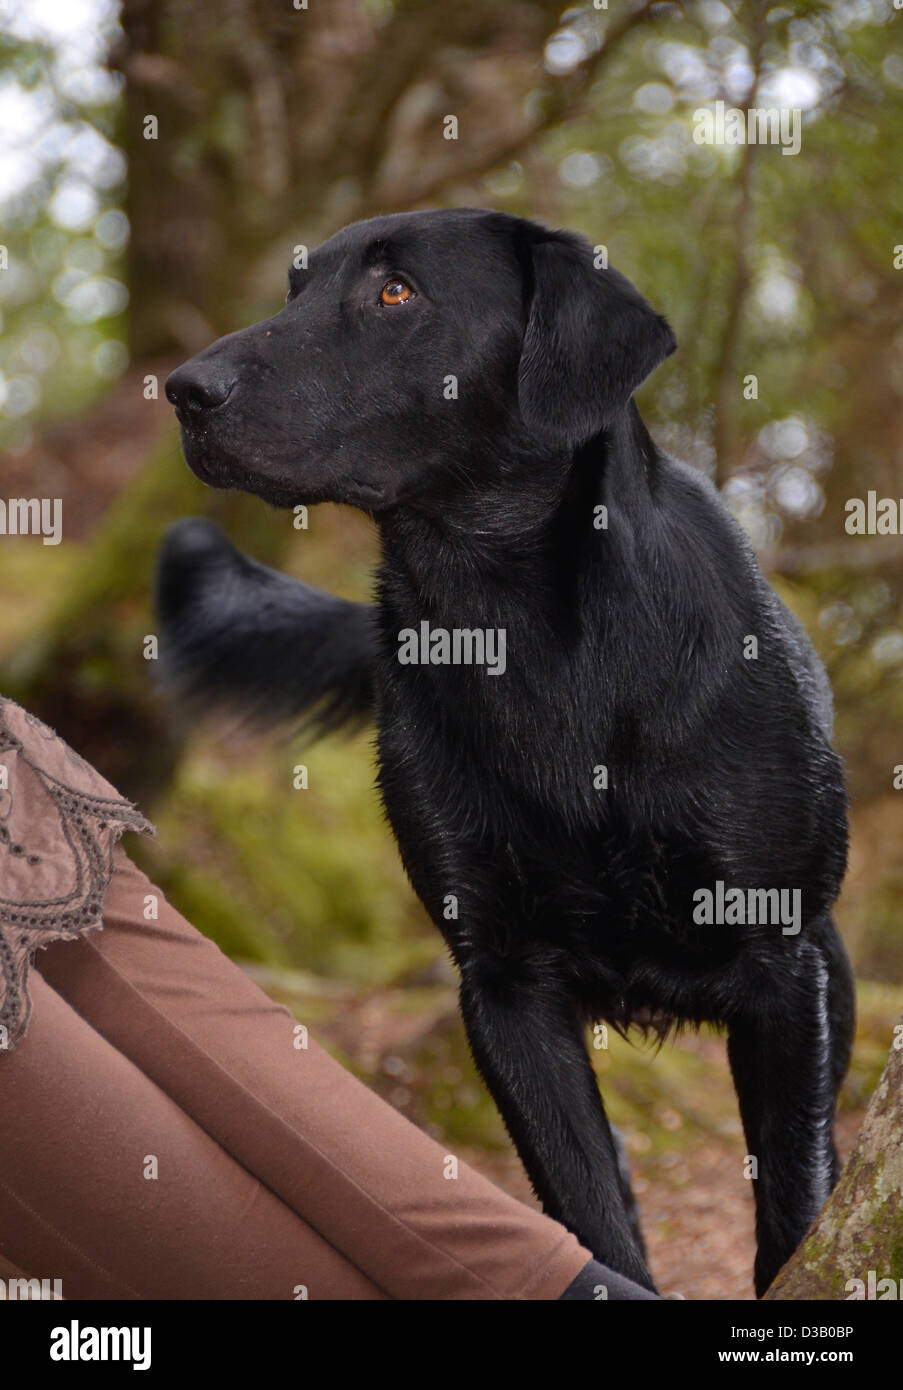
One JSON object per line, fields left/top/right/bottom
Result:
{"left": 375, "top": 402, "right": 658, "bottom": 627}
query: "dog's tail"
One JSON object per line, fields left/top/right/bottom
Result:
{"left": 155, "top": 518, "right": 377, "bottom": 734}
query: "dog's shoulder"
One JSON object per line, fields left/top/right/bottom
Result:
{"left": 644, "top": 450, "right": 835, "bottom": 739}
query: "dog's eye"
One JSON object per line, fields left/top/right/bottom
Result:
{"left": 380, "top": 279, "right": 415, "bottom": 306}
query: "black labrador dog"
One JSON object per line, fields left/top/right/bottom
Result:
{"left": 159, "top": 208, "right": 854, "bottom": 1296}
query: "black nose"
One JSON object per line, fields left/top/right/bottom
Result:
{"left": 165, "top": 361, "right": 236, "bottom": 414}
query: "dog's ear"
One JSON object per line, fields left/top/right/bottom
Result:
{"left": 517, "top": 231, "right": 676, "bottom": 447}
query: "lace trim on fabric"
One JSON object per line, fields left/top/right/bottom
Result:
{"left": 0, "top": 702, "right": 154, "bottom": 1048}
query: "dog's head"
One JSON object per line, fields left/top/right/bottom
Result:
{"left": 166, "top": 208, "right": 676, "bottom": 512}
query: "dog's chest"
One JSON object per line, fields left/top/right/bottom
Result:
{"left": 376, "top": 670, "right": 747, "bottom": 1025}
{"left": 379, "top": 676, "right": 712, "bottom": 924}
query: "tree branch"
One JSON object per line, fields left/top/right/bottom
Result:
{"left": 369, "top": 0, "right": 666, "bottom": 214}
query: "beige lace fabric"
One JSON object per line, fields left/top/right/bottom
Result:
{"left": 0, "top": 698, "right": 154, "bottom": 1048}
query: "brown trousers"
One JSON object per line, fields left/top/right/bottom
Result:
{"left": 0, "top": 845, "right": 589, "bottom": 1299}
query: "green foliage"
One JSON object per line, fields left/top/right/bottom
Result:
{"left": 134, "top": 725, "right": 438, "bottom": 984}
{"left": 0, "top": 5, "right": 127, "bottom": 448}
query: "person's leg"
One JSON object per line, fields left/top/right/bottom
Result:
{"left": 0, "top": 971, "right": 388, "bottom": 1299}
{"left": 35, "top": 844, "right": 591, "bottom": 1300}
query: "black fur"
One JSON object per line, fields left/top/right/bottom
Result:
{"left": 157, "top": 517, "right": 376, "bottom": 736}
{"left": 159, "top": 208, "right": 854, "bottom": 1297}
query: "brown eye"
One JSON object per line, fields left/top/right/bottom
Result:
{"left": 380, "top": 278, "right": 414, "bottom": 306}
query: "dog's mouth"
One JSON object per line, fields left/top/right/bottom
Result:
{"left": 178, "top": 433, "right": 242, "bottom": 490}
{"left": 178, "top": 432, "right": 298, "bottom": 506}
{"left": 180, "top": 444, "right": 223, "bottom": 489}
{"left": 177, "top": 430, "right": 390, "bottom": 512}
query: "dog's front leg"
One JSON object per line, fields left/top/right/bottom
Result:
{"left": 457, "top": 954, "right": 657, "bottom": 1293}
